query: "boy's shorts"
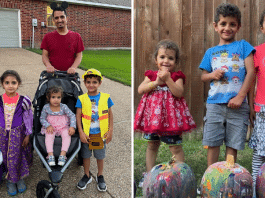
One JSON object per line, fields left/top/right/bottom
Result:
{"left": 81, "top": 142, "right": 106, "bottom": 160}
{"left": 143, "top": 133, "right": 182, "bottom": 145}
{"left": 203, "top": 102, "right": 250, "bottom": 150}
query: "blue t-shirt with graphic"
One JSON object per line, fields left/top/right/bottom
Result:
{"left": 199, "top": 40, "right": 255, "bottom": 104}
{"left": 75, "top": 93, "right": 114, "bottom": 134}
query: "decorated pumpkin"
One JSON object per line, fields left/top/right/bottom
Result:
{"left": 200, "top": 155, "right": 252, "bottom": 197}
{"left": 256, "top": 163, "right": 265, "bottom": 198}
{"left": 143, "top": 157, "right": 197, "bottom": 198}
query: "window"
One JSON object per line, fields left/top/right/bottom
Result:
{"left": 47, "top": 5, "right": 55, "bottom": 27}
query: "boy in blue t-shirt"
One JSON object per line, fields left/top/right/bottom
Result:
{"left": 199, "top": 3, "right": 255, "bottom": 167}
{"left": 76, "top": 69, "right": 114, "bottom": 192}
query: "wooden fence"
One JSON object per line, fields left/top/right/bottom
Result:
{"left": 134, "top": 0, "right": 265, "bottom": 137}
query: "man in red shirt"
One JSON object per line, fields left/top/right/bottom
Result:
{"left": 41, "top": 3, "right": 84, "bottom": 74}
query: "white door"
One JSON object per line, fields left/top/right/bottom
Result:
{"left": 0, "top": 9, "right": 20, "bottom": 48}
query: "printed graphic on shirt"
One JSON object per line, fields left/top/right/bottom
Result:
{"left": 208, "top": 49, "right": 245, "bottom": 102}
{"left": 90, "top": 99, "right": 100, "bottom": 132}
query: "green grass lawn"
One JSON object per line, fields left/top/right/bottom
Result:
{"left": 134, "top": 136, "right": 253, "bottom": 197}
{"left": 26, "top": 48, "right": 131, "bottom": 86}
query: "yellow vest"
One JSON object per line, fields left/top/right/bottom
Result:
{"left": 79, "top": 92, "right": 110, "bottom": 139}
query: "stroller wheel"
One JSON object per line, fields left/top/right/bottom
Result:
{"left": 36, "top": 180, "right": 60, "bottom": 198}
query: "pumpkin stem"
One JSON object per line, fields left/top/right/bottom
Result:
{"left": 169, "top": 155, "right": 176, "bottom": 165}
{"left": 225, "top": 154, "right": 235, "bottom": 168}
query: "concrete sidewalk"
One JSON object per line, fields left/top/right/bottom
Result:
{"left": 0, "top": 48, "right": 132, "bottom": 198}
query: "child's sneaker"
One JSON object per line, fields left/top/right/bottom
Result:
{"left": 138, "top": 172, "right": 147, "bottom": 188}
{"left": 47, "top": 155, "right": 55, "bottom": 166}
{"left": 77, "top": 174, "right": 92, "bottom": 190}
{"left": 96, "top": 175, "right": 107, "bottom": 192}
{"left": 17, "top": 179, "right": 26, "bottom": 193}
{"left": 58, "top": 155, "right": 66, "bottom": 166}
{"left": 7, "top": 180, "right": 17, "bottom": 196}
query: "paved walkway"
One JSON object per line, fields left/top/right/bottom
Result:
{"left": 0, "top": 48, "right": 132, "bottom": 198}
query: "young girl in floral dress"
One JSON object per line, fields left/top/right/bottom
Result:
{"left": 134, "top": 39, "right": 196, "bottom": 186}
{"left": 0, "top": 70, "right": 33, "bottom": 196}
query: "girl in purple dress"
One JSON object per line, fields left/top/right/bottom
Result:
{"left": 40, "top": 86, "right": 76, "bottom": 166}
{"left": 0, "top": 70, "right": 33, "bottom": 196}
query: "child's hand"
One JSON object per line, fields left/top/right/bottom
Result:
{"left": 22, "top": 135, "right": 30, "bottom": 148}
{"left": 68, "top": 127, "right": 75, "bottom": 136}
{"left": 80, "top": 131, "right": 89, "bottom": 144}
{"left": 46, "top": 126, "right": 54, "bottom": 134}
{"left": 154, "top": 75, "right": 164, "bottom": 86}
{"left": 227, "top": 96, "right": 244, "bottom": 109}
{"left": 211, "top": 69, "right": 225, "bottom": 80}
{"left": 157, "top": 69, "right": 170, "bottom": 82}
{"left": 250, "top": 108, "right": 256, "bottom": 127}
{"left": 104, "top": 130, "right": 113, "bottom": 144}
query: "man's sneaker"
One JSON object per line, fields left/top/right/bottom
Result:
{"left": 96, "top": 175, "right": 107, "bottom": 192}
{"left": 138, "top": 172, "right": 147, "bottom": 188}
{"left": 47, "top": 155, "right": 55, "bottom": 166}
{"left": 58, "top": 155, "right": 66, "bottom": 166}
{"left": 77, "top": 174, "right": 92, "bottom": 190}
{"left": 17, "top": 179, "right": 26, "bottom": 193}
{"left": 7, "top": 181, "right": 17, "bottom": 196}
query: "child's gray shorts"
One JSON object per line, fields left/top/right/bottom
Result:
{"left": 81, "top": 142, "right": 106, "bottom": 159}
{"left": 202, "top": 102, "right": 249, "bottom": 150}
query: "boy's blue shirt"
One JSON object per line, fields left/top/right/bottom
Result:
{"left": 75, "top": 92, "right": 114, "bottom": 134}
{"left": 199, "top": 40, "right": 255, "bottom": 104}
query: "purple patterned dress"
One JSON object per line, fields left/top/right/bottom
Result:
{"left": 0, "top": 94, "right": 33, "bottom": 183}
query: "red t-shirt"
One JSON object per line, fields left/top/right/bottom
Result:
{"left": 254, "top": 43, "right": 265, "bottom": 112}
{"left": 41, "top": 30, "right": 85, "bottom": 71}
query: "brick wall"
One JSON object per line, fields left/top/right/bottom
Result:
{"left": 0, "top": 0, "right": 131, "bottom": 48}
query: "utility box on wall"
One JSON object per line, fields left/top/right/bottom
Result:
{"left": 32, "top": 19, "right": 37, "bottom": 26}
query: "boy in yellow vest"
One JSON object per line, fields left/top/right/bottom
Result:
{"left": 76, "top": 68, "right": 114, "bottom": 191}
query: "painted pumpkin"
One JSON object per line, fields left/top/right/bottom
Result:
{"left": 143, "top": 158, "right": 197, "bottom": 198}
{"left": 200, "top": 155, "right": 252, "bottom": 197}
{"left": 256, "top": 163, "right": 265, "bottom": 198}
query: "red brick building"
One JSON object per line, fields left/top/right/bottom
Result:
{"left": 0, "top": 0, "right": 131, "bottom": 48}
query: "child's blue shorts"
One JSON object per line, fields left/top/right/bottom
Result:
{"left": 203, "top": 102, "right": 249, "bottom": 150}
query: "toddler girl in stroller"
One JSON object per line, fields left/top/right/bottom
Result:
{"left": 40, "top": 86, "right": 76, "bottom": 166}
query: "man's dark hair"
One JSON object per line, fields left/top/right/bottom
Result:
{"left": 260, "top": 10, "right": 265, "bottom": 28}
{"left": 214, "top": 3, "right": 241, "bottom": 26}
{"left": 84, "top": 74, "right": 102, "bottom": 83}
{"left": 50, "top": 2, "right": 68, "bottom": 17}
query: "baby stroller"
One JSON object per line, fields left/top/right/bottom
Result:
{"left": 32, "top": 71, "right": 83, "bottom": 198}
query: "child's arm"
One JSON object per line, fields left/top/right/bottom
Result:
{"left": 104, "top": 107, "right": 113, "bottom": 144}
{"left": 138, "top": 76, "right": 164, "bottom": 95}
{"left": 248, "top": 73, "right": 256, "bottom": 126}
{"left": 227, "top": 54, "right": 255, "bottom": 109}
{"left": 76, "top": 108, "right": 89, "bottom": 143}
{"left": 201, "top": 69, "right": 225, "bottom": 82}
{"left": 63, "top": 105, "right": 76, "bottom": 136}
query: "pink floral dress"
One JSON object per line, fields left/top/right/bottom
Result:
{"left": 134, "top": 70, "right": 196, "bottom": 136}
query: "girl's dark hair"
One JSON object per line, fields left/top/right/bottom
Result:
{"left": 0, "top": 70, "right": 22, "bottom": 85}
{"left": 153, "top": 39, "right": 180, "bottom": 64}
{"left": 46, "top": 86, "right": 64, "bottom": 102}
{"left": 260, "top": 10, "right": 265, "bottom": 28}
{"left": 214, "top": 3, "right": 241, "bottom": 26}
{"left": 84, "top": 74, "right": 102, "bottom": 83}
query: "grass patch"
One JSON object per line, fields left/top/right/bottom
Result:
{"left": 134, "top": 137, "right": 253, "bottom": 197}
{"left": 25, "top": 48, "right": 131, "bottom": 86}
